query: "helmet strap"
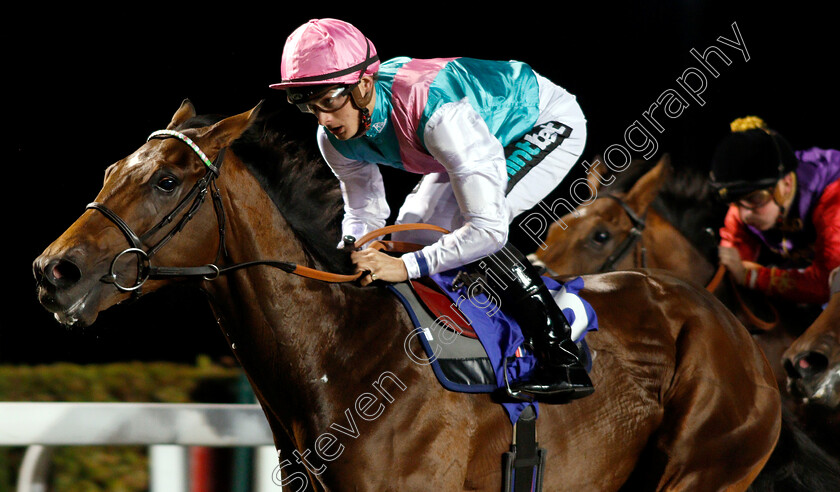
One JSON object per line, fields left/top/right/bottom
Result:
{"left": 772, "top": 189, "right": 786, "bottom": 221}
{"left": 349, "top": 84, "right": 374, "bottom": 138}
{"left": 773, "top": 172, "right": 797, "bottom": 219}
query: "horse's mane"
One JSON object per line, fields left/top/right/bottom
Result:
{"left": 179, "top": 113, "right": 353, "bottom": 275}
{"left": 654, "top": 167, "right": 726, "bottom": 262}
{"left": 607, "top": 159, "right": 727, "bottom": 263}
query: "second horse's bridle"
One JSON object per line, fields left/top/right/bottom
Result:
{"left": 596, "top": 194, "right": 648, "bottom": 273}
{"left": 596, "top": 194, "right": 730, "bottom": 295}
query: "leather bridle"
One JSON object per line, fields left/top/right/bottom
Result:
{"left": 86, "top": 129, "right": 448, "bottom": 293}
{"left": 595, "top": 193, "right": 731, "bottom": 295}
{"left": 86, "top": 130, "right": 228, "bottom": 293}
{"left": 596, "top": 194, "right": 648, "bottom": 273}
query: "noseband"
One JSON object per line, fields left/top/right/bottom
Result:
{"left": 86, "top": 130, "right": 228, "bottom": 293}
{"left": 597, "top": 194, "right": 648, "bottom": 273}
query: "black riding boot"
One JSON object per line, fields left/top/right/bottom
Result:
{"left": 473, "top": 245, "right": 594, "bottom": 403}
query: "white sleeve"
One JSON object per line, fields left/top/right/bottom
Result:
{"left": 402, "top": 99, "right": 510, "bottom": 278}
{"left": 317, "top": 127, "right": 390, "bottom": 245}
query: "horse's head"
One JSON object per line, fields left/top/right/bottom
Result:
{"left": 534, "top": 154, "right": 671, "bottom": 276}
{"left": 33, "top": 100, "right": 260, "bottom": 327}
{"left": 782, "top": 270, "right": 840, "bottom": 409}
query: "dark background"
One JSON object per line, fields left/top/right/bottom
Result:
{"left": 7, "top": 3, "right": 837, "bottom": 365}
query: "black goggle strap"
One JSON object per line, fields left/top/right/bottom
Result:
{"left": 282, "top": 39, "right": 378, "bottom": 86}
{"left": 285, "top": 40, "right": 378, "bottom": 108}
{"left": 711, "top": 175, "right": 779, "bottom": 201}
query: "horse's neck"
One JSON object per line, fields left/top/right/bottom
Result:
{"left": 643, "top": 211, "right": 716, "bottom": 285}
{"left": 201, "top": 160, "right": 410, "bottom": 436}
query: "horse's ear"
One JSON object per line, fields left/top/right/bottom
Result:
{"left": 586, "top": 154, "right": 609, "bottom": 193}
{"left": 201, "top": 101, "right": 263, "bottom": 149}
{"left": 626, "top": 153, "right": 672, "bottom": 212}
{"left": 166, "top": 99, "right": 197, "bottom": 130}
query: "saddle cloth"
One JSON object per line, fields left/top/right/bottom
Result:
{"left": 388, "top": 269, "right": 598, "bottom": 423}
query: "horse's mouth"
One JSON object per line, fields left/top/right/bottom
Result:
{"left": 36, "top": 283, "right": 100, "bottom": 328}
{"left": 787, "top": 367, "right": 840, "bottom": 410}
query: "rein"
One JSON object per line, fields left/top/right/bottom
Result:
{"left": 725, "top": 261, "right": 779, "bottom": 332}
{"left": 597, "top": 194, "right": 731, "bottom": 295}
{"left": 152, "top": 223, "right": 448, "bottom": 285}
{"left": 86, "top": 129, "right": 448, "bottom": 292}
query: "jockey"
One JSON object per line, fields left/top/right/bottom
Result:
{"left": 710, "top": 116, "right": 840, "bottom": 305}
{"left": 270, "top": 18, "right": 593, "bottom": 402}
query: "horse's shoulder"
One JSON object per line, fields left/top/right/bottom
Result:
{"left": 570, "top": 269, "right": 689, "bottom": 296}
{"left": 569, "top": 269, "right": 714, "bottom": 325}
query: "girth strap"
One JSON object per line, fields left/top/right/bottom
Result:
{"left": 502, "top": 405, "right": 546, "bottom": 492}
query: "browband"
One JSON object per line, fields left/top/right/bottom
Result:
{"left": 148, "top": 129, "right": 221, "bottom": 175}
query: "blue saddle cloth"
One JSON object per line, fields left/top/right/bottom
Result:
{"left": 388, "top": 268, "right": 598, "bottom": 424}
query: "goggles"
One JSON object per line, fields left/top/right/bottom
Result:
{"left": 711, "top": 174, "right": 779, "bottom": 201}
{"left": 287, "top": 84, "right": 357, "bottom": 114}
{"left": 732, "top": 187, "right": 776, "bottom": 211}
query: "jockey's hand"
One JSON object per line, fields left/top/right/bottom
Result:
{"left": 718, "top": 246, "right": 747, "bottom": 285}
{"left": 351, "top": 248, "right": 409, "bottom": 286}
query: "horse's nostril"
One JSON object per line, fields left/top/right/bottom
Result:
{"left": 783, "top": 358, "right": 801, "bottom": 380}
{"left": 786, "top": 351, "right": 829, "bottom": 379}
{"left": 45, "top": 258, "right": 82, "bottom": 289}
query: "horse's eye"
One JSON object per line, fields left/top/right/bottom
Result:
{"left": 156, "top": 176, "right": 179, "bottom": 193}
{"left": 591, "top": 230, "right": 611, "bottom": 244}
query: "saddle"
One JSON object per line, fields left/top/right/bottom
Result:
{"left": 388, "top": 269, "right": 597, "bottom": 413}
{"left": 353, "top": 227, "right": 598, "bottom": 492}
{"left": 388, "top": 270, "right": 597, "bottom": 492}
{"left": 390, "top": 278, "right": 497, "bottom": 393}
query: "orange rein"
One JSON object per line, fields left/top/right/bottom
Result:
{"left": 705, "top": 262, "right": 779, "bottom": 332}
{"left": 287, "top": 223, "right": 450, "bottom": 283}
{"left": 302, "top": 226, "right": 776, "bottom": 337}
{"left": 705, "top": 264, "right": 727, "bottom": 292}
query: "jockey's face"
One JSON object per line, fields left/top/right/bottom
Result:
{"left": 312, "top": 75, "right": 375, "bottom": 141}
{"left": 735, "top": 172, "right": 796, "bottom": 231}
{"left": 737, "top": 196, "right": 781, "bottom": 231}
{"left": 315, "top": 94, "right": 362, "bottom": 140}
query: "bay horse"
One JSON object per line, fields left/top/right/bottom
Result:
{"left": 531, "top": 155, "right": 840, "bottom": 482}
{"left": 531, "top": 156, "right": 810, "bottom": 392}
{"left": 33, "top": 101, "right": 781, "bottom": 491}
{"left": 782, "top": 268, "right": 840, "bottom": 456}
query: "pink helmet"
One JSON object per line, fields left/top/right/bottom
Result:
{"left": 269, "top": 19, "right": 380, "bottom": 91}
